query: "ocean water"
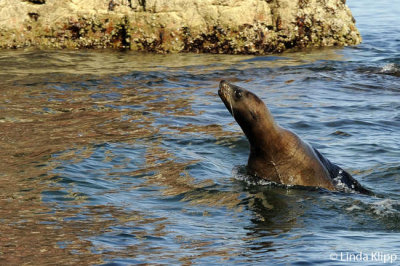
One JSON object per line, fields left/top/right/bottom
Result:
{"left": 0, "top": 0, "right": 399, "bottom": 265}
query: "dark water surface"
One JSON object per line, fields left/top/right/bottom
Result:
{"left": 1, "top": 0, "right": 400, "bottom": 265}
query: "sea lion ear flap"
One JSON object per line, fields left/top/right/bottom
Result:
{"left": 249, "top": 110, "right": 258, "bottom": 121}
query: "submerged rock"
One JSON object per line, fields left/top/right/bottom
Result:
{"left": 0, "top": 0, "right": 361, "bottom": 53}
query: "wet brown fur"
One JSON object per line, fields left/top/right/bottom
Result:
{"left": 218, "top": 80, "right": 336, "bottom": 190}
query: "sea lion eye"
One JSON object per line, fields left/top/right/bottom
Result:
{"left": 234, "top": 89, "right": 242, "bottom": 99}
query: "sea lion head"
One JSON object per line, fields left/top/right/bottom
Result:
{"left": 218, "top": 80, "right": 276, "bottom": 143}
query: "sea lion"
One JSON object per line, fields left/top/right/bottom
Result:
{"left": 218, "top": 80, "right": 372, "bottom": 194}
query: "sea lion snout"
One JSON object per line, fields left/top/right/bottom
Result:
{"left": 218, "top": 80, "right": 244, "bottom": 104}
{"left": 218, "top": 80, "right": 233, "bottom": 112}
{"left": 219, "top": 80, "right": 229, "bottom": 90}
{"left": 219, "top": 80, "right": 241, "bottom": 94}
{"left": 218, "top": 80, "right": 231, "bottom": 100}
{"left": 219, "top": 80, "right": 257, "bottom": 119}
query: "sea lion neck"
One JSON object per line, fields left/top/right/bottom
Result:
{"left": 244, "top": 110, "right": 282, "bottom": 156}
{"left": 218, "top": 80, "right": 282, "bottom": 154}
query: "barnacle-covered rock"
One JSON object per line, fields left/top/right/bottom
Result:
{"left": 0, "top": 0, "right": 361, "bottom": 53}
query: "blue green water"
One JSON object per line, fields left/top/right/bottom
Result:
{"left": 0, "top": 0, "right": 399, "bottom": 265}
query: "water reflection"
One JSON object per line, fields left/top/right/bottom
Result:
{"left": 0, "top": 61, "right": 249, "bottom": 264}
{"left": 1, "top": 43, "right": 400, "bottom": 264}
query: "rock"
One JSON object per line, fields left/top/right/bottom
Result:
{"left": 0, "top": 0, "right": 361, "bottom": 53}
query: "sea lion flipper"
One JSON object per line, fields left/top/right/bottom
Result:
{"left": 336, "top": 167, "right": 374, "bottom": 195}
{"left": 313, "top": 148, "right": 373, "bottom": 195}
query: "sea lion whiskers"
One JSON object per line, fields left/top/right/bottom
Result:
{"left": 218, "top": 80, "right": 236, "bottom": 119}
{"left": 229, "top": 99, "right": 235, "bottom": 119}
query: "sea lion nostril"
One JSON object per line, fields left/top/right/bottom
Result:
{"left": 219, "top": 80, "right": 228, "bottom": 89}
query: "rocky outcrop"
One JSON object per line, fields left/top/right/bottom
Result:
{"left": 0, "top": 0, "right": 361, "bottom": 54}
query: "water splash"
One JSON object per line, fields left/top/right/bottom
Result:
{"left": 379, "top": 63, "right": 400, "bottom": 77}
